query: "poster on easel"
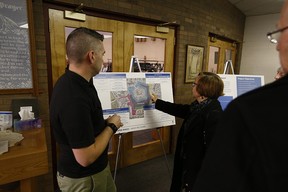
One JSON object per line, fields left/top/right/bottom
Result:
{"left": 217, "top": 60, "right": 265, "bottom": 109}
{"left": 93, "top": 72, "right": 176, "bottom": 134}
{"left": 218, "top": 74, "right": 265, "bottom": 110}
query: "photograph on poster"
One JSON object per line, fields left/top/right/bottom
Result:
{"left": 185, "top": 45, "right": 204, "bottom": 83}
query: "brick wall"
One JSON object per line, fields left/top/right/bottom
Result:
{"left": 0, "top": 0, "right": 244, "bottom": 191}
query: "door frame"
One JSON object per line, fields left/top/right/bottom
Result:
{"left": 206, "top": 33, "right": 238, "bottom": 74}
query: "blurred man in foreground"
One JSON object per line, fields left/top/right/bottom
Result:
{"left": 192, "top": 1, "right": 288, "bottom": 191}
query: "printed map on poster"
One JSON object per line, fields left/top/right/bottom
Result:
{"left": 93, "top": 72, "right": 176, "bottom": 134}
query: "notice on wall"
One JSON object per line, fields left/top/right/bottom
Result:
{"left": 0, "top": 0, "right": 32, "bottom": 89}
{"left": 218, "top": 74, "right": 265, "bottom": 110}
{"left": 93, "top": 72, "right": 176, "bottom": 134}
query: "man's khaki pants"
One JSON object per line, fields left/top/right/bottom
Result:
{"left": 57, "top": 165, "right": 116, "bottom": 192}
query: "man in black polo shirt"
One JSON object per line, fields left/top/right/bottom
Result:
{"left": 50, "top": 27, "right": 123, "bottom": 192}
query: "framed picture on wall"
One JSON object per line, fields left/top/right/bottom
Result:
{"left": 185, "top": 45, "right": 204, "bottom": 83}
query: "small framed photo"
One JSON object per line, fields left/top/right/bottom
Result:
{"left": 185, "top": 45, "right": 204, "bottom": 83}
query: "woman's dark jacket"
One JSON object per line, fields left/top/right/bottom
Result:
{"left": 155, "top": 98, "right": 223, "bottom": 192}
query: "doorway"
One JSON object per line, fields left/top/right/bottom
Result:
{"left": 206, "top": 34, "right": 237, "bottom": 74}
{"left": 48, "top": 9, "right": 175, "bottom": 169}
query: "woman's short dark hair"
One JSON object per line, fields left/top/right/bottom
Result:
{"left": 195, "top": 72, "right": 224, "bottom": 99}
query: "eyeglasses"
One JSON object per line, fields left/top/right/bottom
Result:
{"left": 267, "top": 26, "right": 288, "bottom": 44}
{"left": 192, "top": 82, "right": 198, "bottom": 87}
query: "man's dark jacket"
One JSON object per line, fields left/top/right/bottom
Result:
{"left": 193, "top": 75, "right": 288, "bottom": 192}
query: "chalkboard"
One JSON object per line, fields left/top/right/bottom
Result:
{"left": 0, "top": 0, "right": 33, "bottom": 90}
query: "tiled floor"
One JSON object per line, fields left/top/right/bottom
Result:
{"left": 114, "top": 154, "right": 174, "bottom": 192}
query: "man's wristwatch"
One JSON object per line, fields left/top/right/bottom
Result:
{"left": 107, "top": 123, "right": 118, "bottom": 134}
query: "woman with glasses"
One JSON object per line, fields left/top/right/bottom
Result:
{"left": 151, "top": 72, "right": 224, "bottom": 192}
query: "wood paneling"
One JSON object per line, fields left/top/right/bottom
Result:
{"left": 0, "top": 128, "right": 48, "bottom": 191}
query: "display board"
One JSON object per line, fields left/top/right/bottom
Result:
{"left": 93, "top": 72, "right": 176, "bottom": 134}
{"left": 218, "top": 74, "right": 265, "bottom": 110}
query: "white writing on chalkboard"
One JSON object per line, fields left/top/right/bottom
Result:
{"left": 0, "top": 2, "right": 22, "bottom": 11}
{"left": 0, "top": 0, "right": 33, "bottom": 90}
{"left": 0, "top": 21, "right": 32, "bottom": 89}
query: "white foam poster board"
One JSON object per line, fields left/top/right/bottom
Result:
{"left": 93, "top": 72, "right": 176, "bottom": 134}
{"left": 218, "top": 74, "right": 265, "bottom": 110}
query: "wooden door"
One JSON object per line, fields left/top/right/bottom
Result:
{"left": 49, "top": 9, "right": 175, "bottom": 169}
{"left": 122, "top": 22, "right": 175, "bottom": 166}
{"left": 206, "top": 35, "right": 237, "bottom": 74}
